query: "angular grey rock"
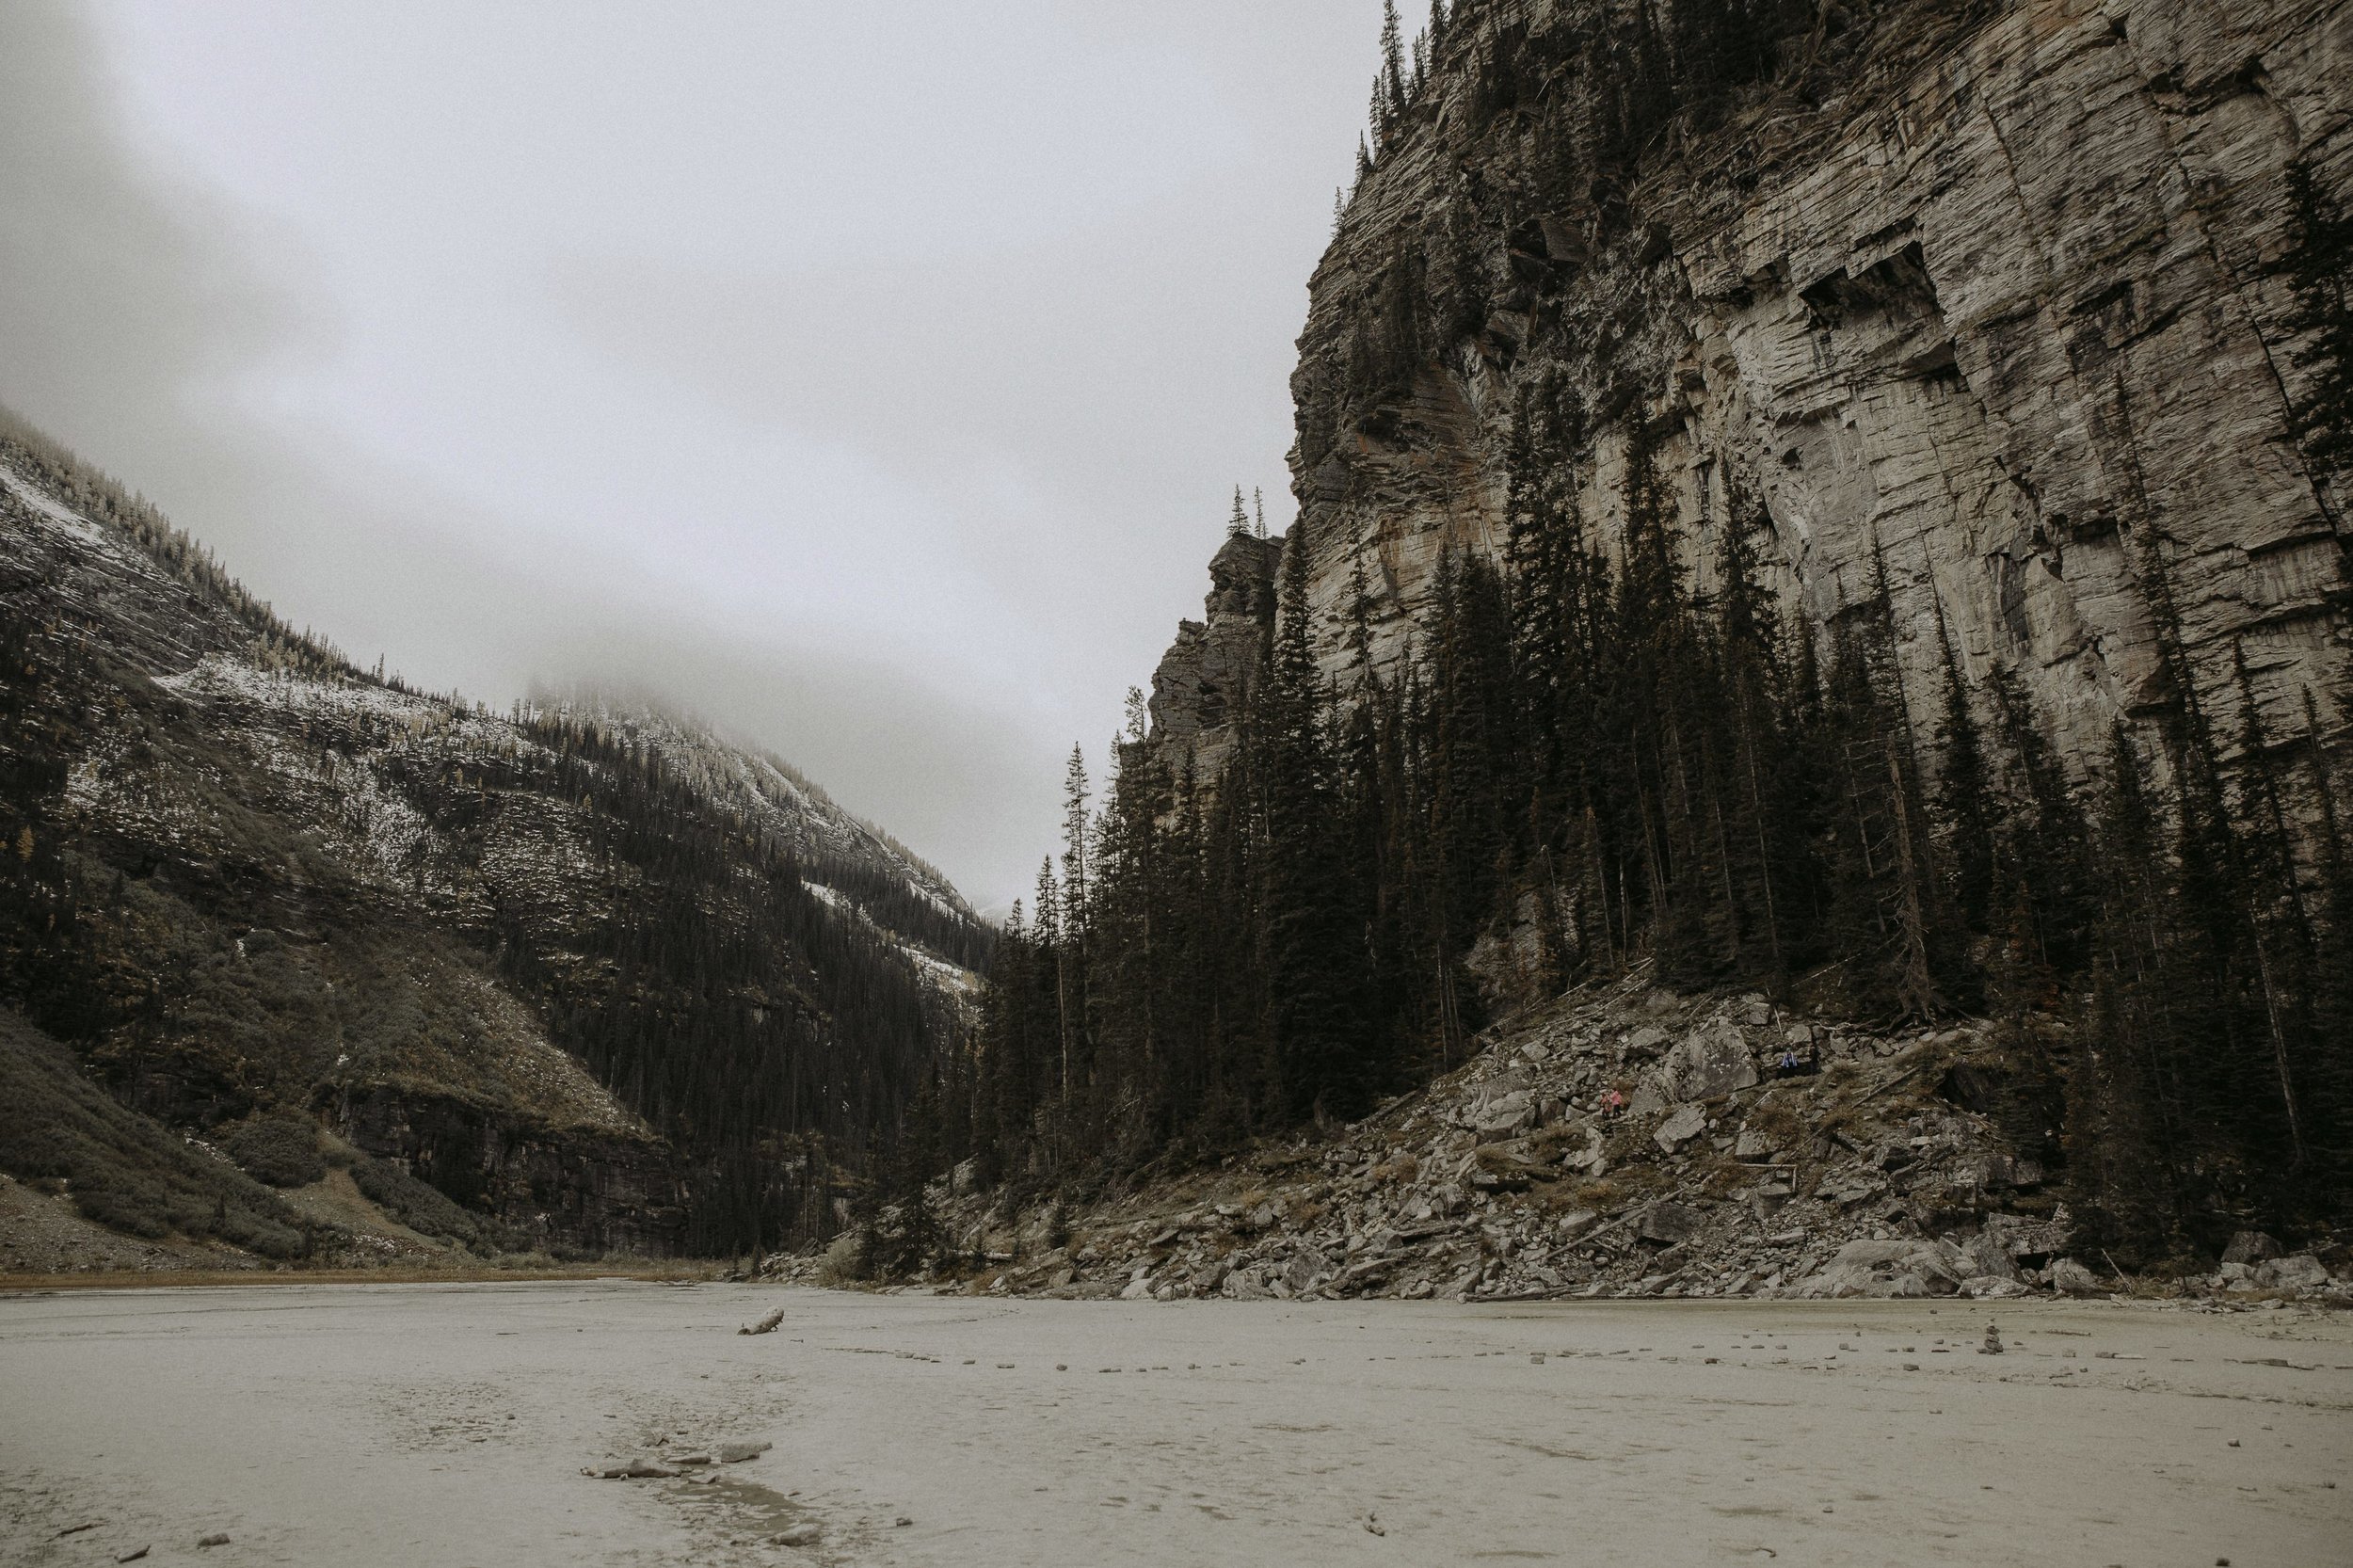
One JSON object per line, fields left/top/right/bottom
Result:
{"left": 1789, "top": 1238, "right": 1968, "bottom": 1299}
{"left": 1961, "top": 1231, "right": 2021, "bottom": 1282}
{"left": 1983, "top": 1210, "right": 2073, "bottom": 1261}
{"left": 1142, "top": 534, "right": 1280, "bottom": 779}
{"left": 1283, "top": 1246, "right": 1335, "bottom": 1294}
{"left": 717, "top": 1441, "right": 771, "bottom": 1464}
{"left": 1659, "top": 1021, "right": 1759, "bottom": 1102}
{"left": 1623, "top": 1025, "right": 1671, "bottom": 1057}
{"left": 1653, "top": 1104, "right": 1707, "bottom": 1152}
{"left": 2255, "top": 1255, "right": 2328, "bottom": 1291}
{"left": 2048, "top": 1257, "right": 2103, "bottom": 1297}
{"left": 2220, "top": 1230, "right": 2281, "bottom": 1267}
{"left": 1635, "top": 1202, "right": 1705, "bottom": 1246}
{"left": 1471, "top": 1089, "right": 1536, "bottom": 1143}
{"left": 1216, "top": 1270, "right": 1253, "bottom": 1300}
{"left": 740, "top": 1306, "right": 785, "bottom": 1336}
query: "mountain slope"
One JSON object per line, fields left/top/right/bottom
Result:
{"left": 0, "top": 413, "right": 987, "bottom": 1259}
{"left": 940, "top": 0, "right": 2352, "bottom": 1272}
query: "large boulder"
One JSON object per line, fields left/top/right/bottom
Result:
{"left": 1282, "top": 1245, "right": 1336, "bottom": 1294}
{"left": 2255, "top": 1255, "right": 2329, "bottom": 1291}
{"left": 1658, "top": 1021, "right": 1760, "bottom": 1102}
{"left": 1220, "top": 1270, "right": 1271, "bottom": 1301}
{"left": 2047, "top": 1257, "right": 2104, "bottom": 1296}
{"left": 2220, "top": 1230, "right": 2281, "bottom": 1266}
{"left": 1470, "top": 1089, "right": 1537, "bottom": 1143}
{"left": 1622, "top": 1025, "right": 1672, "bottom": 1058}
{"left": 1960, "top": 1230, "right": 2022, "bottom": 1281}
{"left": 1787, "top": 1237, "right": 1968, "bottom": 1298}
{"left": 1982, "top": 1208, "right": 2073, "bottom": 1264}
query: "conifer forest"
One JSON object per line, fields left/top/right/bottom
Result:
{"left": 928, "top": 0, "right": 2353, "bottom": 1269}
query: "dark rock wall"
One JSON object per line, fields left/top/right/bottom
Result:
{"left": 1158, "top": 0, "right": 2352, "bottom": 799}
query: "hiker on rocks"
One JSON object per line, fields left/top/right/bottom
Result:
{"left": 1603, "top": 1088, "right": 1625, "bottom": 1117}
{"left": 1777, "top": 1048, "right": 1800, "bottom": 1078}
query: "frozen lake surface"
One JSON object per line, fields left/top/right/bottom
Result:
{"left": 3, "top": 1282, "right": 2347, "bottom": 1566}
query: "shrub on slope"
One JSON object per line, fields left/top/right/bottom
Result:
{"left": 0, "top": 1009, "right": 308, "bottom": 1258}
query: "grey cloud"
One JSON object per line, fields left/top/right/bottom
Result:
{"left": 0, "top": 0, "right": 1384, "bottom": 907}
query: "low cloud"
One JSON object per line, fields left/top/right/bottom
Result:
{"left": 0, "top": 0, "right": 1380, "bottom": 907}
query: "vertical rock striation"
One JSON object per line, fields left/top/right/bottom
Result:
{"left": 1155, "top": 0, "right": 2350, "bottom": 791}
{"left": 1145, "top": 534, "right": 1283, "bottom": 780}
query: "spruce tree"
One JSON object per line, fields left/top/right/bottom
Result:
{"left": 1259, "top": 521, "right": 1376, "bottom": 1119}
{"left": 2282, "top": 160, "right": 2353, "bottom": 482}
{"left": 1379, "top": 1, "right": 1406, "bottom": 125}
{"left": 1930, "top": 598, "right": 1996, "bottom": 936}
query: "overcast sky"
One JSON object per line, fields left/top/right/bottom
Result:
{"left": 0, "top": 0, "right": 1386, "bottom": 910}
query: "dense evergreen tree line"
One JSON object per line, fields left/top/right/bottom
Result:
{"left": 898, "top": 5, "right": 2353, "bottom": 1268}
{"left": 947, "top": 389, "right": 2347, "bottom": 1263}
{"left": 458, "top": 708, "right": 976, "bottom": 1253}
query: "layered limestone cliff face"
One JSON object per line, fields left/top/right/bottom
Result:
{"left": 1153, "top": 0, "right": 2351, "bottom": 787}
{"left": 1145, "top": 534, "right": 1282, "bottom": 779}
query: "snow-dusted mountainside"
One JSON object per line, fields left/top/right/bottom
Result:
{"left": 533, "top": 696, "right": 977, "bottom": 939}
{"left": 0, "top": 419, "right": 987, "bottom": 1259}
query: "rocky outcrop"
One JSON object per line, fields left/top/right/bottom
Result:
{"left": 340, "top": 1087, "right": 685, "bottom": 1256}
{"left": 1144, "top": 534, "right": 1282, "bottom": 779}
{"left": 1150, "top": 0, "right": 2351, "bottom": 797}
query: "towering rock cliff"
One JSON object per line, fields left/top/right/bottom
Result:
{"left": 1152, "top": 0, "right": 2350, "bottom": 792}
{"left": 1145, "top": 534, "right": 1283, "bottom": 780}
{"left": 926, "top": 0, "right": 2353, "bottom": 1289}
